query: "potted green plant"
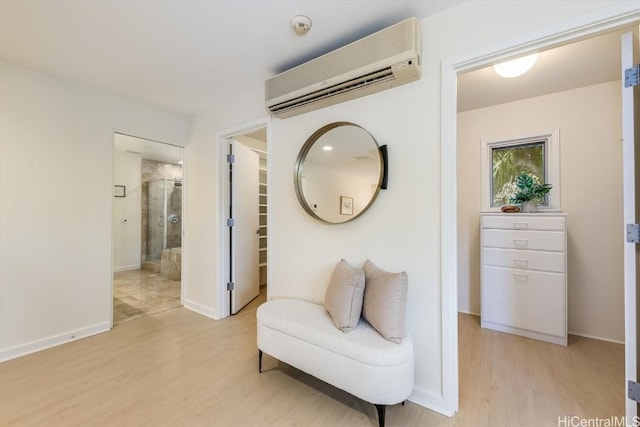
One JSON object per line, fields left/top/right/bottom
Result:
{"left": 509, "top": 173, "right": 552, "bottom": 213}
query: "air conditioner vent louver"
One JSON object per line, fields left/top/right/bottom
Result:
{"left": 268, "top": 67, "right": 395, "bottom": 116}
{"left": 265, "top": 17, "right": 422, "bottom": 118}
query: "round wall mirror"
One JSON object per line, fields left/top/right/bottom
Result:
{"left": 294, "top": 122, "right": 384, "bottom": 224}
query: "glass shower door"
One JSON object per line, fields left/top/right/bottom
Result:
{"left": 166, "top": 181, "right": 182, "bottom": 249}
{"left": 147, "top": 179, "right": 165, "bottom": 261}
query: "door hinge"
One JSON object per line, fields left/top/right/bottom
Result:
{"left": 629, "top": 380, "right": 640, "bottom": 402}
{"left": 627, "top": 224, "right": 640, "bottom": 243}
{"left": 625, "top": 64, "right": 640, "bottom": 88}
{"left": 227, "top": 154, "right": 235, "bottom": 163}
{"left": 227, "top": 218, "right": 235, "bottom": 227}
{"left": 227, "top": 282, "right": 235, "bottom": 291}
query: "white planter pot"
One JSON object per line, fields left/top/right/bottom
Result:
{"left": 521, "top": 201, "right": 537, "bottom": 213}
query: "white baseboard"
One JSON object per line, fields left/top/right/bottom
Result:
{"left": 409, "top": 385, "right": 453, "bottom": 417}
{"left": 457, "top": 309, "right": 480, "bottom": 316}
{"left": 183, "top": 299, "right": 219, "bottom": 320}
{"left": 113, "top": 264, "right": 141, "bottom": 273}
{"left": 0, "top": 322, "right": 110, "bottom": 362}
{"left": 568, "top": 331, "right": 624, "bottom": 345}
{"left": 456, "top": 314, "right": 622, "bottom": 344}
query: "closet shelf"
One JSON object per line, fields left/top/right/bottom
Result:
{"left": 259, "top": 148, "right": 268, "bottom": 290}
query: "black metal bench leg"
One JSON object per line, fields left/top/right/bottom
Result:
{"left": 258, "top": 350, "right": 263, "bottom": 373}
{"left": 375, "top": 404, "right": 386, "bottom": 427}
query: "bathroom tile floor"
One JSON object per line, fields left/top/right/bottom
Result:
{"left": 113, "top": 269, "right": 181, "bottom": 325}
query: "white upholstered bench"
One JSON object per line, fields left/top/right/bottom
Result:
{"left": 257, "top": 297, "right": 414, "bottom": 427}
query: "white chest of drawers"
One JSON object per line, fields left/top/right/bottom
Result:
{"left": 480, "top": 213, "right": 567, "bottom": 345}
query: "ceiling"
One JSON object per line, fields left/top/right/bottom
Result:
{"left": 0, "top": 0, "right": 460, "bottom": 116}
{"left": 0, "top": 1, "right": 628, "bottom": 131}
{"left": 457, "top": 28, "right": 625, "bottom": 112}
{"left": 114, "top": 133, "right": 183, "bottom": 164}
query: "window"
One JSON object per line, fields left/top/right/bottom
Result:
{"left": 491, "top": 141, "right": 545, "bottom": 206}
{"left": 481, "top": 130, "right": 560, "bottom": 211}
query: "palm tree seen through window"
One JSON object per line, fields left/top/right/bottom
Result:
{"left": 491, "top": 141, "right": 545, "bottom": 206}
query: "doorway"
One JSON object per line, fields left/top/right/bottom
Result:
{"left": 218, "top": 122, "right": 269, "bottom": 317}
{"left": 456, "top": 31, "right": 625, "bottom": 337}
{"left": 112, "top": 133, "right": 184, "bottom": 325}
{"left": 443, "top": 18, "right": 638, "bottom": 420}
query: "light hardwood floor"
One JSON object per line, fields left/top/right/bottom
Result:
{"left": 0, "top": 292, "right": 623, "bottom": 426}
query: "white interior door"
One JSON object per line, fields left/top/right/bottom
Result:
{"left": 623, "top": 28, "right": 640, "bottom": 418}
{"left": 230, "top": 140, "right": 260, "bottom": 314}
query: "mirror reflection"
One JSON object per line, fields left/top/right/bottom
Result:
{"left": 295, "top": 122, "right": 384, "bottom": 224}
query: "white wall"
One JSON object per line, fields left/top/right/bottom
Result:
{"left": 457, "top": 81, "right": 624, "bottom": 342}
{"left": 182, "top": 88, "right": 267, "bottom": 318}
{"left": 0, "top": 61, "right": 190, "bottom": 361}
{"left": 155, "top": 0, "right": 636, "bottom": 415}
{"left": 113, "top": 151, "right": 142, "bottom": 271}
{"left": 269, "top": 90, "right": 446, "bottom": 405}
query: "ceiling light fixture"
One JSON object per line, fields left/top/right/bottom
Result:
{"left": 322, "top": 145, "right": 333, "bottom": 151}
{"left": 291, "top": 15, "right": 312, "bottom": 35}
{"left": 493, "top": 53, "right": 539, "bottom": 78}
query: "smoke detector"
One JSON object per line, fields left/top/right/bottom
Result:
{"left": 291, "top": 15, "right": 312, "bottom": 35}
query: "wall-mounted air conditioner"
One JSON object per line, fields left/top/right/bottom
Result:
{"left": 265, "top": 17, "right": 422, "bottom": 118}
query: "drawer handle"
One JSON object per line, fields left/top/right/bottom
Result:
{"left": 513, "top": 239, "right": 528, "bottom": 247}
{"left": 513, "top": 273, "right": 529, "bottom": 282}
{"left": 513, "top": 258, "right": 528, "bottom": 268}
{"left": 513, "top": 222, "right": 529, "bottom": 229}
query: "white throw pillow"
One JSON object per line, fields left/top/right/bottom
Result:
{"left": 362, "top": 260, "right": 408, "bottom": 343}
{"left": 324, "top": 259, "right": 366, "bottom": 332}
